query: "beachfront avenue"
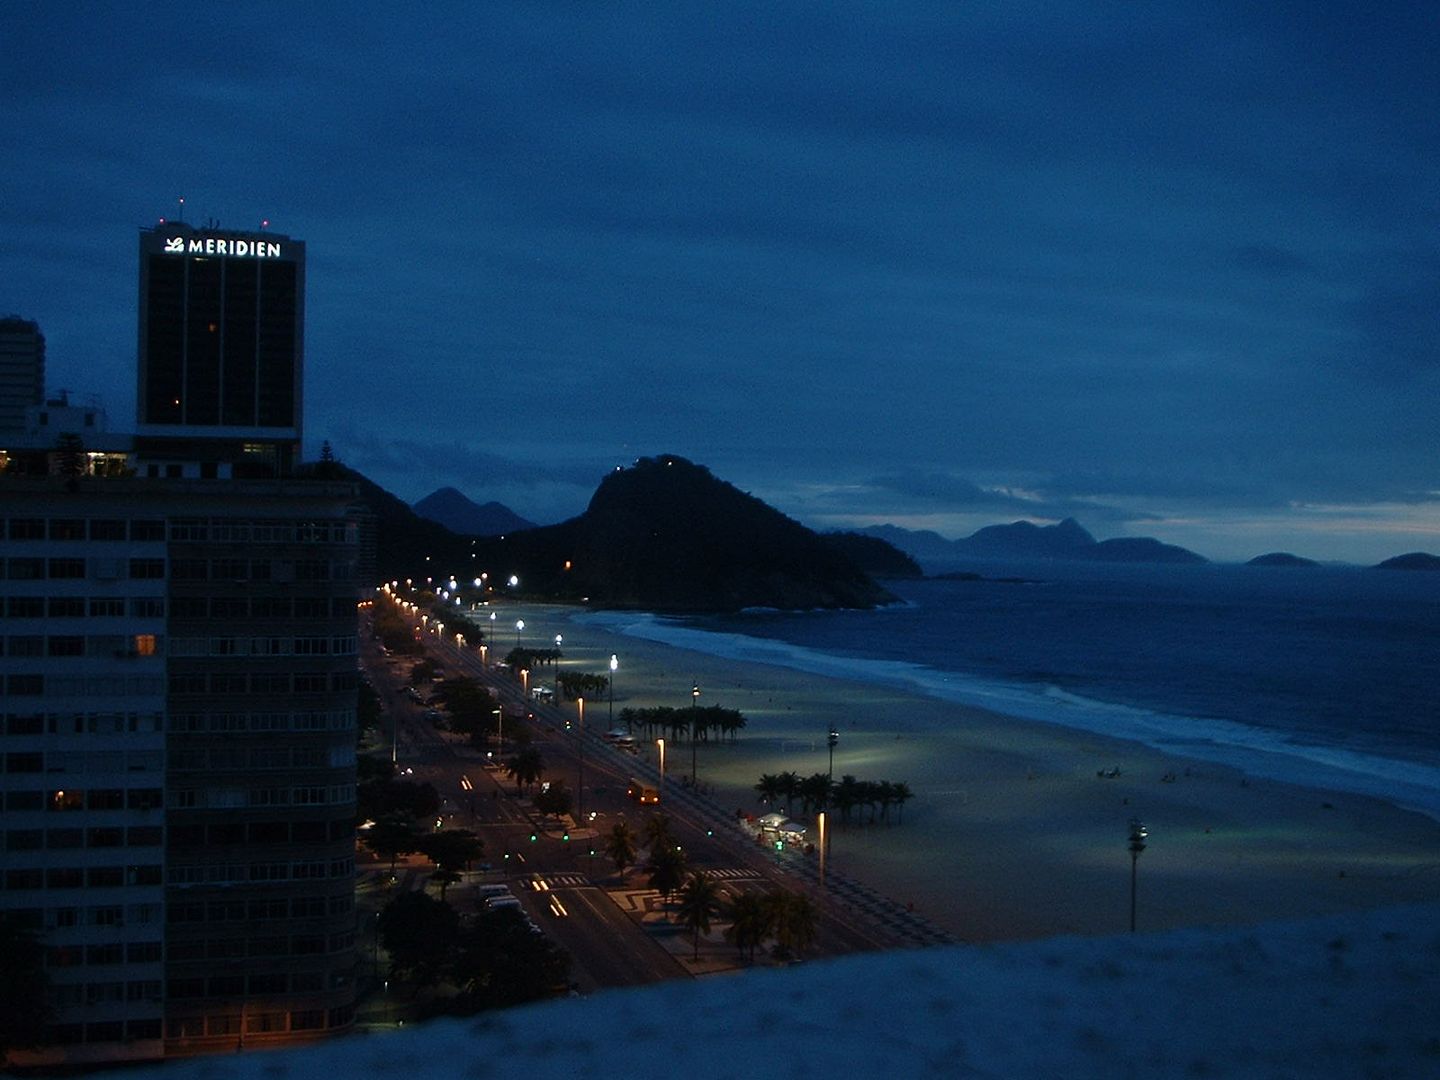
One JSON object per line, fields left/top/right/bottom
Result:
{"left": 355, "top": 595, "right": 934, "bottom": 1014}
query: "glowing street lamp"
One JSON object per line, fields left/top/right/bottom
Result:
{"left": 608, "top": 654, "right": 618, "bottom": 728}
{"left": 1128, "top": 818, "right": 1148, "bottom": 932}
{"left": 554, "top": 634, "right": 563, "bottom": 699}
{"left": 656, "top": 737, "right": 665, "bottom": 794}
{"left": 576, "top": 697, "right": 586, "bottom": 824}
{"left": 691, "top": 683, "right": 701, "bottom": 786}
{"left": 515, "top": 619, "right": 525, "bottom": 650}
{"left": 827, "top": 727, "right": 839, "bottom": 783}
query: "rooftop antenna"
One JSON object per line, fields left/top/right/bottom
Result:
{"left": 177, "top": 195, "right": 185, "bottom": 223}
{"left": 260, "top": 218, "right": 270, "bottom": 230}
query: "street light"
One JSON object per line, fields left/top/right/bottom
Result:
{"left": 1128, "top": 818, "right": 1148, "bottom": 932}
{"left": 656, "top": 738, "right": 665, "bottom": 795}
{"left": 554, "top": 634, "right": 563, "bottom": 700}
{"left": 515, "top": 618, "right": 525, "bottom": 651}
{"left": 691, "top": 683, "right": 701, "bottom": 787}
{"left": 827, "top": 727, "right": 839, "bottom": 784}
{"left": 609, "top": 654, "right": 618, "bottom": 728}
{"left": 576, "top": 697, "right": 585, "bottom": 826}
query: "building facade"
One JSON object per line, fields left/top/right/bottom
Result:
{"left": 0, "top": 315, "right": 46, "bottom": 434}
{"left": 135, "top": 224, "right": 304, "bottom": 477}
{"left": 0, "top": 478, "right": 361, "bottom": 1066}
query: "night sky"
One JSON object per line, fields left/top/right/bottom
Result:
{"left": 3, "top": 3, "right": 1436, "bottom": 562}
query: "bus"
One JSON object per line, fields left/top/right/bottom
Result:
{"left": 625, "top": 777, "right": 660, "bottom": 804}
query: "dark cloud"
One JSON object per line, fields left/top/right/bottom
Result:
{"left": 2, "top": 1, "right": 1437, "bottom": 559}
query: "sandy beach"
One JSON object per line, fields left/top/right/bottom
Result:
{"left": 504, "top": 603, "right": 1440, "bottom": 943}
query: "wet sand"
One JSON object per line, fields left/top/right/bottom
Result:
{"left": 505, "top": 604, "right": 1440, "bottom": 942}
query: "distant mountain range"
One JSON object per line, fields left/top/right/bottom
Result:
{"left": 858, "top": 518, "right": 1207, "bottom": 566}
{"left": 303, "top": 459, "right": 1439, "bottom": 594}
{"left": 412, "top": 487, "right": 535, "bottom": 536}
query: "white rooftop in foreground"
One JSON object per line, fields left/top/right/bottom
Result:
{"left": 128, "top": 903, "right": 1438, "bottom": 1080}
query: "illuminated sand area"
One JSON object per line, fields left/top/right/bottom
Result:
{"left": 509, "top": 605, "right": 1440, "bottom": 942}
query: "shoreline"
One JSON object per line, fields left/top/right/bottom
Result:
{"left": 505, "top": 603, "right": 1440, "bottom": 942}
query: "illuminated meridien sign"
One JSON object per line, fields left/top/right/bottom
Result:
{"left": 163, "top": 235, "right": 282, "bottom": 258}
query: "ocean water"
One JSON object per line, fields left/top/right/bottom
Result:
{"left": 577, "top": 563, "right": 1440, "bottom": 821}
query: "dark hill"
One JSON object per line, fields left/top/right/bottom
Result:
{"left": 822, "top": 532, "right": 924, "bottom": 578}
{"left": 859, "top": 519, "right": 1207, "bottom": 566}
{"left": 413, "top": 487, "right": 535, "bottom": 536}
{"left": 571, "top": 456, "right": 894, "bottom": 610}
{"left": 1084, "top": 537, "right": 1207, "bottom": 564}
{"left": 1375, "top": 552, "right": 1440, "bottom": 571}
{"left": 1248, "top": 552, "right": 1318, "bottom": 567}
{"left": 959, "top": 517, "right": 1097, "bottom": 558}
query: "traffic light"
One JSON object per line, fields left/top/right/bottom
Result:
{"left": 529, "top": 832, "right": 538, "bottom": 843}
{"left": 561, "top": 832, "right": 570, "bottom": 842}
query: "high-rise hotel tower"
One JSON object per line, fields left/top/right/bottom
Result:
{"left": 135, "top": 223, "right": 304, "bottom": 477}
{"left": 2, "top": 221, "right": 361, "bottom": 1067}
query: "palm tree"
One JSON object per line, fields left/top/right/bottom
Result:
{"left": 429, "top": 865, "right": 462, "bottom": 899}
{"left": 505, "top": 747, "right": 545, "bottom": 794}
{"left": 723, "top": 890, "right": 770, "bottom": 963}
{"left": 798, "top": 772, "right": 832, "bottom": 814}
{"left": 675, "top": 871, "right": 723, "bottom": 959}
{"left": 833, "top": 774, "right": 862, "bottom": 825}
{"left": 777, "top": 770, "right": 801, "bottom": 815}
{"left": 765, "top": 889, "right": 819, "bottom": 960}
{"left": 605, "top": 821, "right": 638, "bottom": 877}
{"left": 755, "top": 773, "right": 783, "bottom": 807}
{"left": 892, "top": 782, "right": 915, "bottom": 823}
{"left": 645, "top": 843, "right": 688, "bottom": 901}
{"left": 642, "top": 812, "right": 674, "bottom": 852}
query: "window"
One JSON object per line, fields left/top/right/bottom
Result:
{"left": 130, "top": 597, "right": 165, "bottom": 618}
{"left": 49, "top": 519, "right": 86, "bottom": 540}
{"left": 126, "top": 789, "right": 161, "bottom": 812}
{"left": 291, "top": 1009, "right": 324, "bottom": 1031}
{"left": 47, "top": 636, "right": 85, "bottom": 657}
{"left": 126, "top": 1019, "right": 162, "bottom": 1040}
{"left": 88, "top": 519, "right": 127, "bottom": 541}
{"left": 5, "top": 752, "right": 42, "bottom": 773}
{"left": 48, "top": 867, "right": 85, "bottom": 888}
{"left": 6, "top": 636, "right": 43, "bottom": 656}
{"left": 86, "top": 866, "right": 123, "bottom": 887}
{"left": 5, "top": 597, "right": 44, "bottom": 617}
{"left": 48, "top": 558, "right": 86, "bottom": 579}
{"left": 86, "top": 943, "right": 125, "bottom": 965}
{"left": 6, "top": 558, "right": 45, "bottom": 579}
{"left": 127, "top": 941, "right": 162, "bottom": 963}
{"left": 129, "top": 519, "right": 165, "bottom": 541}
{"left": 47, "top": 597, "right": 86, "bottom": 617}
{"left": 4, "top": 829, "right": 43, "bottom": 851}
{"left": 7, "top": 518, "right": 45, "bottom": 539}
{"left": 89, "top": 598, "right": 125, "bottom": 617}
{"left": 49, "top": 790, "right": 85, "bottom": 811}
{"left": 128, "top": 558, "right": 165, "bottom": 580}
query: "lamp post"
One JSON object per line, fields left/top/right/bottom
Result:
{"left": 827, "top": 727, "right": 839, "bottom": 784}
{"left": 1128, "top": 818, "right": 1148, "bottom": 933}
{"left": 818, "top": 811, "right": 827, "bottom": 887}
{"left": 656, "top": 738, "right": 665, "bottom": 796}
{"left": 576, "top": 697, "right": 585, "bottom": 826}
{"left": 608, "top": 654, "right": 618, "bottom": 728}
{"left": 554, "top": 634, "right": 563, "bottom": 700}
{"left": 492, "top": 707, "right": 502, "bottom": 751}
{"left": 515, "top": 618, "right": 525, "bottom": 651}
{"left": 690, "top": 683, "right": 700, "bottom": 786}
{"left": 488, "top": 611, "right": 496, "bottom": 661}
